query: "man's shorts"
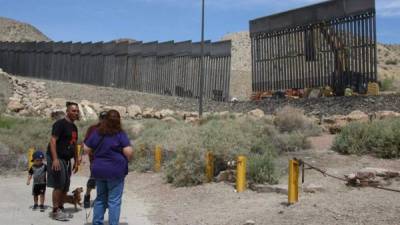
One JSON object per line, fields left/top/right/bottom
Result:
{"left": 47, "top": 154, "right": 71, "bottom": 193}
{"left": 32, "top": 184, "right": 46, "bottom": 196}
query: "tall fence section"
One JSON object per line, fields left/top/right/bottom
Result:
{"left": 249, "top": 0, "right": 377, "bottom": 95}
{"left": 0, "top": 40, "right": 231, "bottom": 101}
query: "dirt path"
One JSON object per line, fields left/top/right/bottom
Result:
{"left": 123, "top": 134, "right": 400, "bottom": 225}
{"left": 0, "top": 174, "right": 152, "bottom": 225}
{"left": 3, "top": 135, "right": 400, "bottom": 225}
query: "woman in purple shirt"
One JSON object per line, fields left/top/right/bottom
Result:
{"left": 84, "top": 110, "right": 133, "bottom": 225}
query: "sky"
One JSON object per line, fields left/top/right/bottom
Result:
{"left": 0, "top": 0, "right": 399, "bottom": 44}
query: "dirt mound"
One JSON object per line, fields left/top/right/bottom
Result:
{"left": 0, "top": 17, "right": 50, "bottom": 42}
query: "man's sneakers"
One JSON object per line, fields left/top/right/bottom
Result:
{"left": 52, "top": 209, "right": 70, "bottom": 221}
{"left": 32, "top": 204, "right": 38, "bottom": 211}
{"left": 39, "top": 205, "right": 45, "bottom": 212}
{"left": 84, "top": 194, "right": 91, "bottom": 208}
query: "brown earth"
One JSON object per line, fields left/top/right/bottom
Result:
{"left": 122, "top": 134, "right": 400, "bottom": 225}
{"left": 0, "top": 17, "right": 50, "bottom": 42}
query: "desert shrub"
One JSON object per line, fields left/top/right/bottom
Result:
{"left": 380, "top": 78, "right": 395, "bottom": 91}
{"left": 0, "top": 115, "right": 97, "bottom": 154}
{"left": 274, "top": 131, "right": 311, "bottom": 152}
{"left": 130, "top": 115, "right": 315, "bottom": 186}
{"left": 0, "top": 115, "right": 52, "bottom": 153}
{"left": 129, "top": 144, "right": 154, "bottom": 172}
{"left": 332, "top": 118, "right": 400, "bottom": 158}
{"left": 274, "top": 106, "right": 321, "bottom": 136}
{"left": 165, "top": 147, "right": 206, "bottom": 187}
{"left": 385, "top": 59, "right": 398, "bottom": 65}
{"left": 247, "top": 146, "right": 279, "bottom": 184}
{"left": 332, "top": 122, "right": 369, "bottom": 155}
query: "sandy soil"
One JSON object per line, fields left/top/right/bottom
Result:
{"left": 124, "top": 134, "right": 400, "bottom": 225}
{"left": 2, "top": 135, "right": 400, "bottom": 225}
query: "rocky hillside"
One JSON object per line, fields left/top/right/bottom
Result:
{"left": 377, "top": 44, "right": 400, "bottom": 89}
{"left": 0, "top": 17, "right": 50, "bottom": 42}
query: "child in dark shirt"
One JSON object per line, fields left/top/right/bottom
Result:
{"left": 27, "top": 151, "right": 47, "bottom": 212}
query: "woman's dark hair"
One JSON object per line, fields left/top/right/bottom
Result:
{"left": 98, "top": 110, "right": 123, "bottom": 135}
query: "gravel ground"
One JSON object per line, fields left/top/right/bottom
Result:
{"left": 26, "top": 76, "right": 400, "bottom": 116}
{"left": 125, "top": 135, "right": 400, "bottom": 225}
{"left": 2, "top": 135, "right": 400, "bottom": 225}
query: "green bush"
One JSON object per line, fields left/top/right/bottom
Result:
{"left": 0, "top": 115, "right": 96, "bottom": 154}
{"left": 274, "top": 131, "right": 311, "bottom": 152}
{"left": 274, "top": 106, "right": 321, "bottom": 136}
{"left": 385, "top": 59, "right": 398, "bottom": 65}
{"left": 247, "top": 149, "right": 278, "bottom": 184}
{"left": 129, "top": 115, "right": 317, "bottom": 186}
{"left": 332, "top": 118, "right": 400, "bottom": 158}
{"left": 380, "top": 78, "right": 395, "bottom": 91}
{"left": 0, "top": 115, "right": 52, "bottom": 153}
{"left": 165, "top": 147, "right": 206, "bottom": 187}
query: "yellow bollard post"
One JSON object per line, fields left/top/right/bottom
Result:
{"left": 28, "top": 147, "right": 34, "bottom": 170}
{"left": 76, "top": 145, "right": 82, "bottom": 172}
{"left": 236, "top": 155, "right": 247, "bottom": 192}
{"left": 205, "top": 152, "right": 214, "bottom": 183}
{"left": 154, "top": 145, "right": 162, "bottom": 172}
{"left": 288, "top": 159, "right": 299, "bottom": 204}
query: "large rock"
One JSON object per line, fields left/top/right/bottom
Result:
{"left": 247, "top": 109, "right": 265, "bottom": 118}
{"left": 159, "top": 109, "right": 174, "bottom": 117}
{"left": 7, "top": 100, "right": 24, "bottom": 112}
{"left": 142, "top": 107, "right": 155, "bottom": 118}
{"left": 80, "top": 104, "right": 98, "bottom": 121}
{"left": 322, "top": 115, "right": 348, "bottom": 134}
{"left": 127, "top": 105, "right": 142, "bottom": 118}
{"left": 347, "top": 110, "right": 369, "bottom": 122}
{"left": 374, "top": 111, "right": 400, "bottom": 120}
{"left": 104, "top": 106, "right": 127, "bottom": 117}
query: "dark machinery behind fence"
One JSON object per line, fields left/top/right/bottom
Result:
{"left": 249, "top": 0, "right": 377, "bottom": 96}
{"left": 0, "top": 40, "right": 231, "bottom": 101}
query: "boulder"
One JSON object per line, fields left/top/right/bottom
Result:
{"left": 7, "top": 100, "right": 24, "bottom": 112}
{"left": 248, "top": 109, "right": 265, "bottom": 118}
{"left": 347, "top": 110, "right": 369, "bottom": 122}
{"left": 104, "top": 106, "right": 127, "bottom": 117}
{"left": 127, "top": 105, "right": 142, "bottom": 118}
{"left": 322, "top": 115, "right": 348, "bottom": 134}
{"left": 159, "top": 109, "right": 175, "bottom": 117}
{"left": 142, "top": 108, "right": 155, "bottom": 118}
{"left": 374, "top": 111, "right": 400, "bottom": 120}
{"left": 81, "top": 104, "right": 98, "bottom": 121}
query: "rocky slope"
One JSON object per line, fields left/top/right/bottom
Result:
{"left": 0, "top": 17, "right": 50, "bottom": 42}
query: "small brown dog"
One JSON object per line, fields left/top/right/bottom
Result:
{"left": 63, "top": 187, "right": 84, "bottom": 211}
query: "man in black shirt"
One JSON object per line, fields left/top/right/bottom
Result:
{"left": 47, "top": 101, "right": 80, "bottom": 221}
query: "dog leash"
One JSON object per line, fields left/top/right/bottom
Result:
{"left": 84, "top": 185, "right": 117, "bottom": 223}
